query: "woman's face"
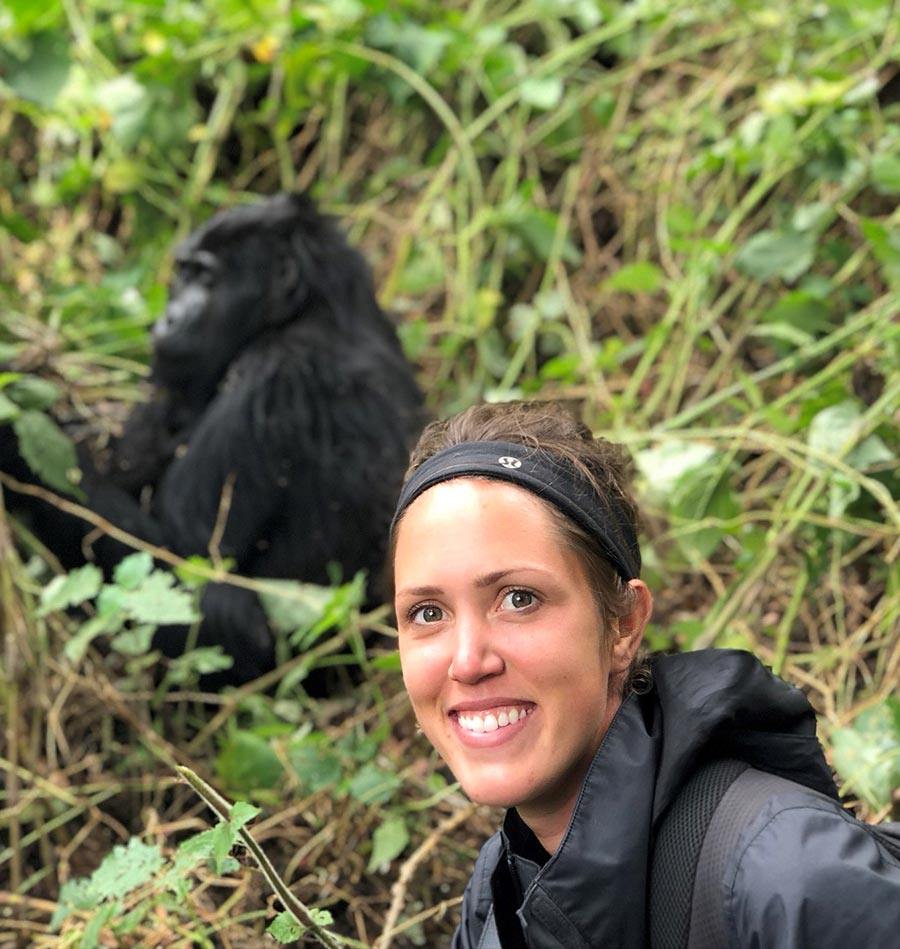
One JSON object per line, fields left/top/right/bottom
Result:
{"left": 394, "top": 478, "right": 622, "bottom": 820}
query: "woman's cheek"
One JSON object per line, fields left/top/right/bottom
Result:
{"left": 399, "top": 636, "right": 446, "bottom": 703}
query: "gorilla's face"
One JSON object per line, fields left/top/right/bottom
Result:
{"left": 152, "top": 230, "right": 293, "bottom": 388}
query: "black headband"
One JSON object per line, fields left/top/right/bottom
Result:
{"left": 391, "top": 440, "right": 641, "bottom": 580}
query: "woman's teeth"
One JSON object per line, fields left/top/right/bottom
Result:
{"left": 456, "top": 706, "right": 532, "bottom": 734}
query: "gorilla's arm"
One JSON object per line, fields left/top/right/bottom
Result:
{"left": 153, "top": 346, "right": 315, "bottom": 567}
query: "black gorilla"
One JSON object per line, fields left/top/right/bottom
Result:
{"left": 2, "top": 194, "right": 423, "bottom": 683}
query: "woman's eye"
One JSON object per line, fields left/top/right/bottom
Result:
{"left": 501, "top": 589, "right": 535, "bottom": 611}
{"left": 411, "top": 604, "right": 444, "bottom": 625}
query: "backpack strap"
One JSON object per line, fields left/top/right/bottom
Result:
{"left": 649, "top": 758, "right": 749, "bottom": 949}
{"left": 652, "top": 761, "right": 900, "bottom": 949}
{"left": 687, "top": 766, "right": 810, "bottom": 947}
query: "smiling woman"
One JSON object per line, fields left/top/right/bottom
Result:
{"left": 389, "top": 402, "right": 900, "bottom": 949}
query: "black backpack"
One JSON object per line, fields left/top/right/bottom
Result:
{"left": 649, "top": 758, "right": 900, "bottom": 949}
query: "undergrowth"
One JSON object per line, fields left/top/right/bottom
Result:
{"left": 1, "top": 0, "right": 898, "bottom": 945}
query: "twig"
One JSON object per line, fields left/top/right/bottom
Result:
{"left": 377, "top": 803, "right": 478, "bottom": 949}
{"left": 177, "top": 767, "right": 364, "bottom": 949}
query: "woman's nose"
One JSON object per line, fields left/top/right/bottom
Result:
{"left": 448, "top": 618, "right": 504, "bottom": 683}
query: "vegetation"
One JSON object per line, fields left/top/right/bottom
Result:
{"left": 1, "top": 0, "right": 898, "bottom": 944}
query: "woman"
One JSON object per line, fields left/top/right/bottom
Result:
{"left": 390, "top": 401, "right": 900, "bottom": 948}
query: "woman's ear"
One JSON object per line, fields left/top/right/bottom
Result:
{"left": 610, "top": 579, "right": 653, "bottom": 676}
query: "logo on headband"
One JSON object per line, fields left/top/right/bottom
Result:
{"left": 497, "top": 456, "right": 522, "bottom": 469}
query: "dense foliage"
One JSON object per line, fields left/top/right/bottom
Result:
{"left": 1, "top": 0, "right": 898, "bottom": 945}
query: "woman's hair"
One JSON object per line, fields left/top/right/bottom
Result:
{"left": 393, "top": 401, "right": 643, "bottom": 661}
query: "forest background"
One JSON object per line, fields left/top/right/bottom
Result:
{"left": 1, "top": 0, "right": 898, "bottom": 945}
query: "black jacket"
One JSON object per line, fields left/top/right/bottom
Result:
{"left": 451, "top": 650, "right": 900, "bottom": 948}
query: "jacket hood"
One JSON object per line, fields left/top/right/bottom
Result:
{"left": 502, "top": 649, "right": 837, "bottom": 948}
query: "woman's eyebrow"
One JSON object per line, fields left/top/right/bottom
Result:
{"left": 396, "top": 567, "right": 552, "bottom": 599}
{"left": 396, "top": 585, "right": 443, "bottom": 598}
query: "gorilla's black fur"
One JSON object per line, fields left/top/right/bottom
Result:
{"left": 2, "top": 194, "right": 423, "bottom": 683}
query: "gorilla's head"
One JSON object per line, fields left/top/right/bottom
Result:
{"left": 152, "top": 194, "right": 377, "bottom": 392}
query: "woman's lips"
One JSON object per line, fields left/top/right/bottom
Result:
{"left": 449, "top": 704, "right": 535, "bottom": 747}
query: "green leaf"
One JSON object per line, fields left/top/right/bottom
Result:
{"left": 859, "top": 217, "right": 900, "bottom": 287}
{"left": 119, "top": 571, "right": 199, "bottom": 624}
{"left": 521, "top": 76, "right": 564, "bottom": 110}
{"left": 808, "top": 400, "right": 893, "bottom": 469}
{"left": 346, "top": 762, "right": 402, "bottom": 805}
{"left": 268, "top": 911, "right": 304, "bottom": 943}
{"left": 604, "top": 261, "right": 664, "bottom": 294}
{"left": 12, "top": 410, "right": 84, "bottom": 499}
{"left": 166, "top": 646, "right": 233, "bottom": 684}
{"left": 0, "top": 30, "right": 71, "bottom": 107}
{"left": 734, "top": 229, "right": 815, "bottom": 282}
{"left": 88, "top": 838, "right": 163, "bottom": 902}
{"left": 95, "top": 75, "right": 150, "bottom": 149}
{"left": 0, "top": 210, "right": 41, "bottom": 243}
{"left": 111, "top": 623, "right": 156, "bottom": 656}
{"left": 871, "top": 154, "right": 900, "bottom": 195}
{"left": 39, "top": 565, "right": 104, "bottom": 615}
{"left": 287, "top": 734, "right": 343, "bottom": 792}
{"left": 64, "top": 612, "right": 123, "bottom": 663}
{"left": 113, "top": 552, "right": 154, "bottom": 590}
{"left": 368, "top": 814, "right": 409, "bottom": 872}
{"left": 216, "top": 730, "right": 283, "bottom": 792}
{"left": 0, "top": 392, "right": 19, "bottom": 422}
{"left": 761, "top": 291, "right": 831, "bottom": 334}
{"left": 50, "top": 877, "right": 94, "bottom": 929}
{"left": 7, "top": 376, "right": 61, "bottom": 410}
{"left": 634, "top": 442, "right": 717, "bottom": 503}
{"left": 229, "top": 800, "right": 261, "bottom": 830}
{"left": 831, "top": 701, "right": 900, "bottom": 811}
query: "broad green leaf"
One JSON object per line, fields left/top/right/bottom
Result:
{"left": 734, "top": 230, "right": 815, "bottom": 282}
{"left": 604, "top": 261, "right": 664, "bottom": 294}
{"left": 268, "top": 911, "right": 304, "bottom": 943}
{"left": 8, "top": 376, "right": 61, "bottom": 410}
{"left": 166, "top": 646, "right": 233, "bottom": 683}
{"left": 64, "top": 612, "right": 123, "bottom": 663}
{"left": 50, "top": 877, "right": 94, "bottom": 929}
{"left": 111, "top": 624, "right": 156, "bottom": 656}
{"left": 859, "top": 217, "right": 900, "bottom": 286}
{"left": 119, "top": 571, "right": 199, "bottom": 625}
{"left": 217, "top": 730, "right": 283, "bottom": 792}
{"left": 634, "top": 442, "right": 717, "bottom": 503}
{"left": 0, "top": 392, "right": 19, "bottom": 422}
{"left": 88, "top": 838, "right": 163, "bottom": 902}
{"left": 229, "top": 800, "right": 261, "bottom": 830}
{"left": 0, "top": 210, "right": 41, "bottom": 242}
{"left": 13, "top": 410, "right": 84, "bottom": 499}
{"left": 0, "top": 30, "right": 71, "bottom": 107}
{"left": 95, "top": 75, "right": 150, "bottom": 148}
{"left": 346, "top": 762, "right": 402, "bottom": 805}
{"left": 871, "top": 154, "right": 900, "bottom": 195}
{"left": 113, "top": 552, "right": 154, "bottom": 590}
{"left": 287, "top": 734, "right": 343, "bottom": 792}
{"left": 761, "top": 291, "right": 831, "bottom": 334}
{"left": 368, "top": 814, "right": 409, "bottom": 871}
{"left": 671, "top": 466, "right": 739, "bottom": 562}
{"left": 521, "top": 76, "right": 564, "bottom": 110}
{"left": 40, "top": 565, "right": 103, "bottom": 615}
{"left": 808, "top": 400, "right": 894, "bottom": 469}
{"left": 261, "top": 580, "right": 335, "bottom": 634}
{"left": 831, "top": 701, "right": 900, "bottom": 811}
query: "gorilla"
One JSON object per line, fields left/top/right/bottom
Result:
{"left": 1, "top": 193, "right": 423, "bottom": 683}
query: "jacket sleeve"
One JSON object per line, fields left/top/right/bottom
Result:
{"left": 452, "top": 832, "right": 503, "bottom": 949}
{"left": 726, "top": 797, "right": 900, "bottom": 947}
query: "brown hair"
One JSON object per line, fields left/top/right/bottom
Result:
{"left": 392, "top": 401, "right": 642, "bottom": 656}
